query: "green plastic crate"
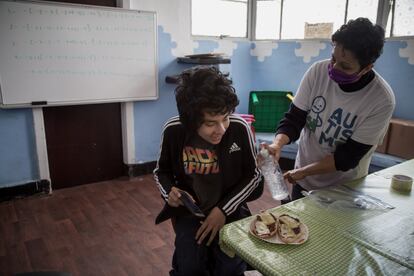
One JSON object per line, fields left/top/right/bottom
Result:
{"left": 248, "top": 91, "right": 293, "bottom": 132}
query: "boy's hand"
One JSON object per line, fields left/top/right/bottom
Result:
{"left": 195, "top": 207, "right": 225, "bottom": 246}
{"left": 167, "top": 187, "right": 195, "bottom": 207}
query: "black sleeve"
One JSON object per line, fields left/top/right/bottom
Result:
{"left": 334, "top": 139, "right": 373, "bottom": 171}
{"left": 275, "top": 103, "right": 307, "bottom": 143}
{"left": 217, "top": 120, "right": 263, "bottom": 217}
{"left": 153, "top": 124, "right": 176, "bottom": 202}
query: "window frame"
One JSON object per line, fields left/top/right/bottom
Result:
{"left": 190, "top": 0, "right": 252, "bottom": 41}
{"left": 383, "top": 0, "right": 414, "bottom": 39}
{"left": 190, "top": 0, "right": 413, "bottom": 41}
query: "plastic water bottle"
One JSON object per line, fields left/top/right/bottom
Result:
{"left": 259, "top": 148, "right": 289, "bottom": 200}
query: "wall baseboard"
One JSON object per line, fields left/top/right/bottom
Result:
{"left": 125, "top": 161, "right": 157, "bottom": 178}
{"left": 0, "top": 179, "right": 50, "bottom": 202}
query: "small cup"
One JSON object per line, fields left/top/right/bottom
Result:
{"left": 391, "top": 174, "right": 413, "bottom": 192}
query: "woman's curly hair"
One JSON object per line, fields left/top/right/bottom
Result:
{"left": 175, "top": 66, "right": 239, "bottom": 132}
{"left": 332, "top": 17, "right": 385, "bottom": 68}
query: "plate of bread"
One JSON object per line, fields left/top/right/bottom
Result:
{"left": 249, "top": 212, "right": 309, "bottom": 244}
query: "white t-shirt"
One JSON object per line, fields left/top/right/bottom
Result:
{"left": 293, "top": 59, "right": 395, "bottom": 190}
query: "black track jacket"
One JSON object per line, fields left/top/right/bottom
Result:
{"left": 154, "top": 115, "right": 264, "bottom": 224}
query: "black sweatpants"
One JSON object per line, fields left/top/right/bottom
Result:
{"left": 169, "top": 207, "right": 248, "bottom": 276}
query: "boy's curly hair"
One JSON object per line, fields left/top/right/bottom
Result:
{"left": 332, "top": 17, "right": 385, "bottom": 68}
{"left": 175, "top": 66, "right": 239, "bottom": 132}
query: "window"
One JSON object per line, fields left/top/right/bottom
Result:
{"left": 191, "top": 0, "right": 413, "bottom": 39}
{"left": 281, "top": 0, "right": 345, "bottom": 39}
{"left": 389, "top": 0, "right": 414, "bottom": 36}
{"left": 253, "top": 0, "right": 413, "bottom": 40}
{"left": 346, "top": 0, "right": 378, "bottom": 25}
{"left": 191, "top": 0, "right": 249, "bottom": 38}
{"left": 255, "top": 0, "right": 379, "bottom": 40}
{"left": 255, "top": 0, "right": 281, "bottom": 40}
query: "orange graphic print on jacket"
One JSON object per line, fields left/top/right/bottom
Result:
{"left": 183, "top": 146, "right": 219, "bottom": 175}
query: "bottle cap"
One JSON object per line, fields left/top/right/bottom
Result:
{"left": 260, "top": 148, "right": 269, "bottom": 158}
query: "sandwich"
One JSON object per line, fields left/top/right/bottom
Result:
{"left": 277, "top": 214, "right": 303, "bottom": 243}
{"left": 253, "top": 212, "right": 278, "bottom": 238}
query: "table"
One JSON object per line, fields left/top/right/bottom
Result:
{"left": 219, "top": 159, "right": 414, "bottom": 276}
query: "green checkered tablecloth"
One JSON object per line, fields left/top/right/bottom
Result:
{"left": 220, "top": 159, "right": 414, "bottom": 276}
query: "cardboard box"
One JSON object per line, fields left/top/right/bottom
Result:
{"left": 304, "top": 22, "right": 333, "bottom": 39}
{"left": 387, "top": 118, "right": 414, "bottom": 159}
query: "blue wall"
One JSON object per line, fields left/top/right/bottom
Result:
{"left": 133, "top": 26, "right": 194, "bottom": 162}
{"left": 248, "top": 42, "right": 332, "bottom": 94}
{"left": 133, "top": 37, "right": 414, "bottom": 165}
{"left": 1, "top": 27, "right": 413, "bottom": 187}
{"left": 375, "top": 40, "right": 414, "bottom": 120}
{"left": 0, "top": 108, "right": 38, "bottom": 187}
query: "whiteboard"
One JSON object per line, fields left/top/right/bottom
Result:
{"left": 0, "top": 0, "right": 158, "bottom": 108}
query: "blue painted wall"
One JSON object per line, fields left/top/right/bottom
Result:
{"left": 248, "top": 42, "right": 332, "bottom": 94}
{"left": 0, "top": 108, "right": 38, "bottom": 187}
{"left": 375, "top": 40, "right": 414, "bottom": 120}
{"left": 1, "top": 26, "right": 413, "bottom": 187}
{"left": 133, "top": 26, "right": 194, "bottom": 162}
{"left": 133, "top": 36, "right": 414, "bottom": 165}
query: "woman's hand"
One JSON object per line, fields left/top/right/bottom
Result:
{"left": 283, "top": 155, "right": 335, "bottom": 184}
{"left": 283, "top": 168, "right": 307, "bottom": 184}
{"left": 195, "top": 207, "right": 226, "bottom": 246}
{"left": 257, "top": 133, "right": 290, "bottom": 165}
{"left": 258, "top": 142, "right": 282, "bottom": 166}
{"left": 265, "top": 143, "right": 282, "bottom": 162}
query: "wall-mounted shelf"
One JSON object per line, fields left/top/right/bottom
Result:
{"left": 165, "top": 55, "right": 231, "bottom": 84}
{"left": 176, "top": 57, "right": 231, "bottom": 65}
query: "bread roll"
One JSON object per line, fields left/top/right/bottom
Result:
{"left": 278, "top": 214, "right": 302, "bottom": 243}
{"left": 253, "top": 212, "right": 278, "bottom": 238}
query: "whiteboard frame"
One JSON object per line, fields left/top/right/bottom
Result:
{"left": 0, "top": 0, "right": 158, "bottom": 108}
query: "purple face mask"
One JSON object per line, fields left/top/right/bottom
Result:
{"left": 328, "top": 63, "right": 360, "bottom": 84}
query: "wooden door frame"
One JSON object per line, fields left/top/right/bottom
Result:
{"left": 33, "top": 102, "right": 135, "bottom": 192}
{"left": 33, "top": 107, "right": 51, "bottom": 192}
